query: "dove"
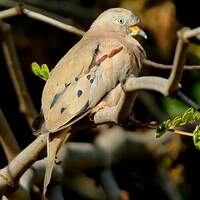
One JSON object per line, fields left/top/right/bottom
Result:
{"left": 33, "top": 7, "right": 146, "bottom": 197}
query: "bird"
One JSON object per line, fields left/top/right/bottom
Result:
{"left": 32, "top": 7, "right": 146, "bottom": 197}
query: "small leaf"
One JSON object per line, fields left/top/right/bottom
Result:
{"left": 156, "top": 125, "right": 166, "bottom": 138}
{"left": 31, "top": 62, "right": 41, "bottom": 76}
{"left": 181, "top": 107, "right": 194, "bottom": 123}
{"left": 31, "top": 62, "right": 50, "bottom": 81}
{"left": 156, "top": 119, "right": 172, "bottom": 138}
{"left": 41, "top": 64, "right": 50, "bottom": 80}
{"left": 193, "top": 125, "right": 200, "bottom": 150}
{"left": 171, "top": 116, "right": 182, "bottom": 126}
{"left": 193, "top": 111, "right": 200, "bottom": 121}
{"left": 164, "top": 119, "right": 172, "bottom": 129}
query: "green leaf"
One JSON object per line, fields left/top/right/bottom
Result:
{"left": 164, "top": 119, "right": 172, "bottom": 129}
{"left": 193, "top": 111, "right": 200, "bottom": 121}
{"left": 41, "top": 64, "right": 50, "bottom": 80}
{"left": 181, "top": 107, "right": 194, "bottom": 123}
{"left": 156, "top": 119, "right": 172, "bottom": 138}
{"left": 193, "top": 125, "right": 200, "bottom": 150}
{"left": 31, "top": 62, "right": 50, "bottom": 81}
{"left": 156, "top": 107, "right": 199, "bottom": 138}
{"left": 171, "top": 116, "right": 182, "bottom": 126}
{"left": 31, "top": 62, "right": 42, "bottom": 76}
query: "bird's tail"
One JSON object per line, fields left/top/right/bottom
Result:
{"left": 43, "top": 128, "right": 71, "bottom": 198}
{"left": 32, "top": 112, "right": 71, "bottom": 198}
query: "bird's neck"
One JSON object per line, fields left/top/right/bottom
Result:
{"left": 86, "top": 29, "right": 125, "bottom": 38}
{"left": 85, "top": 30, "right": 146, "bottom": 62}
{"left": 86, "top": 30, "right": 137, "bottom": 47}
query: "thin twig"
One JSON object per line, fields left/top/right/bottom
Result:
{"left": 167, "top": 27, "right": 200, "bottom": 95}
{"left": 22, "top": 8, "right": 85, "bottom": 36}
{"left": 0, "top": 20, "right": 38, "bottom": 126}
{"left": 171, "top": 129, "right": 193, "bottom": 137}
{"left": 0, "top": 0, "right": 98, "bottom": 21}
{"left": 0, "top": 109, "right": 21, "bottom": 162}
{"left": 167, "top": 28, "right": 190, "bottom": 95}
{"left": 144, "top": 59, "right": 200, "bottom": 70}
{"left": 0, "top": 5, "right": 85, "bottom": 36}
{"left": 177, "top": 90, "right": 200, "bottom": 111}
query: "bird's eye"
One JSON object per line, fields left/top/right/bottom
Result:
{"left": 118, "top": 18, "right": 125, "bottom": 25}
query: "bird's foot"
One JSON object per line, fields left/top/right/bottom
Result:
{"left": 91, "top": 101, "right": 110, "bottom": 114}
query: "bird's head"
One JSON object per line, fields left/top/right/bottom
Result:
{"left": 90, "top": 8, "right": 147, "bottom": 39}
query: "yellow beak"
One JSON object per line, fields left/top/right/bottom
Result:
{"left": 129, "top": 25, "right": 147, "bottom": 39}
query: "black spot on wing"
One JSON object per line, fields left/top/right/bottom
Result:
{"left": 60, "top": 107, "right": 66, "bottom": 114}
{"left": 90, "top": 79, "right": 94, "bottom": 84}
{"left": 50, "top": 93, "right": 59, "bottom": 109}
{"left": 77, "top": 89, "right": 83, "bottom": 97}
{"left": 75, "top": 77, "right": 78, "bottom": 81}
{"left": 86, "top": 74, "right": 91, "bottom": 80}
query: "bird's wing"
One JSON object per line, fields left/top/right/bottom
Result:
{"left": 42, "top": 36, "right": 99, "bottom": 130}
{"left": 42, "top": 37, "right": 137, "bottom": 132}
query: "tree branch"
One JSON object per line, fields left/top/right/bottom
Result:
{"left": 22, "top": 7, "right": 85, "bottom": 36}
{"left": 0, "top": 109, "right": 21, "bottom": 162}
{"left": 0, "top": 5, "right": 85, "bottom": 36}
{"left": 0, "top": 6, "right": 21, "bottom": 19}
{"left": 183, "top": 27, "right": 200, "bottom": 40}
{"left": 0, "top": 133, "right": 47, "bottom": 195}
{"left": 167, "top": 28, "right": 190, "bottom": 95}
{"left": 0, "top": 125, "right": 163, "bottom": 195}
{"left": 125, "top": 27, "right": 200, "bottom": 97}
{"left": 144, "top": 59, "right": 200, "bottom": 70}
{"left": 0, "top": 21, "right": 38, "bottom": 126}
{"left": 124, "top": 76, "right": 169, "bottom": 96}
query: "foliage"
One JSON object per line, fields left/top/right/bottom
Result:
{"left": 31, "top": 62, "right": 50, "bottom": 81}
{"left": 193, "top": 125, "right": 200, "bottom": 150}
{"left": 156, "top": 107, "right": 200, "bottom": 149}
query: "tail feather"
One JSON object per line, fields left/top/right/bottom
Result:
{"left": 43, "top": 129, "right": 70, "bottom": 198}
